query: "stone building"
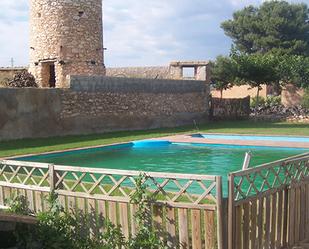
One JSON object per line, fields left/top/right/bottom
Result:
{"left": 106, "top": 61, "right": 211, "bottom": 82}
{"left": 29, "top": 0, "right": 105, "bottom": 88}
{"left": 169, "top": 61, "right": 210, "bottom": 81}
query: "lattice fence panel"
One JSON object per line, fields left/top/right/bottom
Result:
{"left": 54, "top": 165, "right": 219, "bottom": 207}
{"left": 232, "top": 154, "right": 309, "bottom": 201}
{"left": 228, "top": 153, "right": 309, "bottom": 249}
{"left": 0, "top": 160, "right": 50, "bottom": 188}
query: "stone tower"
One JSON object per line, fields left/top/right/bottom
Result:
{"left": 29, "top": 0, "right": 105, "bottom": 88}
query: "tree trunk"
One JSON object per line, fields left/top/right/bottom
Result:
{"left": 272, "top": 81, "right": 281, "bottom": 96}
{"left": 220, "top": 89, "right": 223, "bottom": 100}
{"left": 256, "top": 87, "right": 260, "bottom": 107}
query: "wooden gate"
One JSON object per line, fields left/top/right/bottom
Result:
{"left": 228, "top": 153, "right": 309, "bottom": 249}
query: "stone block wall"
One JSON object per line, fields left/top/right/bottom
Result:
{"left": 210, "top": 96, "right": 250, "bottom": 120}
{"left": 0, "top": 76, "right": 209, "bottom": 141}
{"left": 105, "top": 61, "right": 210, "bottom": 81}
{"left": 106, "top": 67, "right": 170, "bottom": 79}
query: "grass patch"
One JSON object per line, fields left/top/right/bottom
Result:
{"left": 0, "top": 120, "right": 309, "bottom": 158}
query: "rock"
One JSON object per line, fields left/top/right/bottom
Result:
{"left": 250, "top": 104, "right": 309, "bottom": 122}
{"left": 6, "top": 71, "right": 37, "bottom": 88}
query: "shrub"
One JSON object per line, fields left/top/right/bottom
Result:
{"left": 265, "top": 96, "right": 281, "bottom": 107}
{"left": 128, "top": 174, "right": 166, "bottom": 249}
{"left": 6, "top": 70, "right": 37, "bottom": 88}
{"left": 250, "top": 95, "right": 282, "bottom": 108}
{"left": 5, "top": 195, "right": 32, "bottom": 216}
{"left": 6, "top": 175, "right": 166, "bottom": 249}
{"left": 301, "top": 88, "right": 309, "bottom": 109}
{"left": 250, "top": 96, "right": 265, "bottom": 108}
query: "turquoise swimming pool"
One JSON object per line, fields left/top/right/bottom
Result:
{"left": 16, "top": 140, "right": 308, "bottom": 194}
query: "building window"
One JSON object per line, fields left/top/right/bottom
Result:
{"left": 182, "top": 67, "right": 195, "bottom": 79}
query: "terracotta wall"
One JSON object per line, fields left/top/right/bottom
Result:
{"left": 212, "top": 84, "right": 306, "bottom": 107}
{"left": 211, "top": 84, "right": 268, "bottom": 99}
{"left": 281, "top": 84, "right": 304, "bottom": 107}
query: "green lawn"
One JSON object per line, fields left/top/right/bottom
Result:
{"left": 0, "top": 120, "right": 308, "bottom": 158}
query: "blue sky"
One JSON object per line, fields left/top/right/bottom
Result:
{"left": 0, "top": 0, "right": 306, "bottom": 67}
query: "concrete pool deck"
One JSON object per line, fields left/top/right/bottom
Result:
{"left": 155, "top": 134, "right": 309, "bottom": 149}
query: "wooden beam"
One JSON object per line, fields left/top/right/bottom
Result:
{"left": 0, "top": 212, "right": 37, "bottom": 224}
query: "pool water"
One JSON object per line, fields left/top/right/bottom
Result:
{"left": 192, "top": 134, "right": 309, "bottom": 143}
{"left": 17, "top": 141, "right": 308, "bottom": 194}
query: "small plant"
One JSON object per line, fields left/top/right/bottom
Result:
{"left": 250, "top": 96, "right": 265, "bottom": 108}
{"left": 5, "top": 194, "right": 38, "bottom": 248}
{"left": 129, "top": 174, "right": 166, "bottom": 249}
{"left": 34, "top": 192, "right": 75, "bottom": 249}
{"left": 265, "top": 96, "right": 281, "bottom": 107}
{"left": 6, "top": 180, "right": 167, "bottom": 249}
{"left": 5, "top": 194, "right": 32, "bottom": 216}
{"left": 130, "top": 174, "right": 151, "bottom": 227}
{"left": 99, "top": 221, "right": 125, "bottom": 249}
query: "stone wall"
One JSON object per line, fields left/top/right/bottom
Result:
{"left": 105, "top": 61, "right": 211, "bottom": 81}
{"left": 0, "top": 76, "right": 209, "bottom": 141}
{"left": 106, "top": 67, "right": 170, "bottom": 79}
{"left": 210, "top": 96, "right": 250, "bottom": 120}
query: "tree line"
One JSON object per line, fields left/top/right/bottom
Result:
{"left": 211, "top": 0, "right": 309, "bottom": 104}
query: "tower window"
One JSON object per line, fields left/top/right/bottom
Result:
{"left": 38, "top": 13, "right": 41, "bottom": 18}
{"left": 78, "top": 11, "right": 85, "bottom": 17}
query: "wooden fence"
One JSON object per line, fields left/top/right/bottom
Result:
{"left": 228, "top": 153, "right": 309, "bottom": 249}
{"left": 1, "top": 152, "right": 308, "bottom": 249}
{"left": 0, "top": 160, "right": 224, "bottom": 249}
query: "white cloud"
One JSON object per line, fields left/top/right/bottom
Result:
{"left": 229, "top": 0, "right": 261, "bottom": 7}
{"left": 0, "top": 0, "right": 307, "bottom": 67}
{"left": 103, "top": 0, "right": 237, "bottom": 66}
{"left": 0, "top": 0, "right": 28, "bottom": 67}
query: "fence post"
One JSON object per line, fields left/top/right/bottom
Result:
{"left": 216, "top": 176, "right": 224, "bottom": 249}
{"left": 228, "top": 174, "right": 235, "bottom": 249}
{"left": 48, "top": 164, "right": 55, "bottom": 192}
{"left": 282, "top": 185, "right": 289, "bottom": 248}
